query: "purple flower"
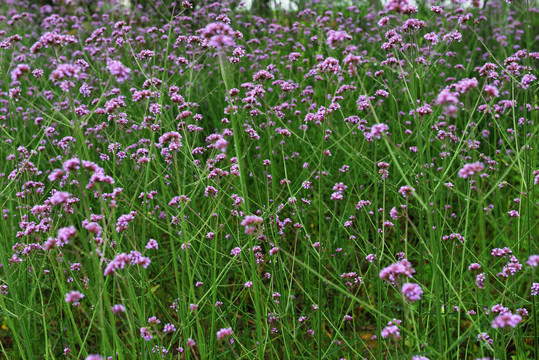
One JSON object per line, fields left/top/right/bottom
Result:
{"left": 149, "top": 103, "right": 161, "bottom": 115}
{"left": 10, "top": 64, "right": 31, "bottom": 82}
{"left": 106, "top": 59, "right": 131, "bottom": 84}
{"left": 145, "top": 239, "right": 159, "bottom": 250}
{"left": 158, "top": 131, "right": 182, "bottom": 151}
{"left": 378, "top": 16, "right": 390, "bottom": 27}
{"left": 458, "top": 162, "right": 484, "bottom": 179}
{"left": 477, "top": 332, "right": 493, "bottom": 345}
{"left": 30, "top": 32, "right": 77, "bottom": 54}
{"left": 380, "top": 259, "right": 415, "bottom": 285}
{"left": 381, "top": 322, "right": 401, "bottom": 340}
{"left": 104, "top": 251, "right": 150, "bottom": 276}
{"left": 50, "top": 63, "right": 82, "bottom": 82}
{"left": 140, "top": 327, "right": 153, "bottom": 341}
{"left": 317, "top": 57, "right": 342, "bottom": 74}
{"left": 326, "top": 30, "right": 352, "bottom": 48}
{"left": 56, "top": 226, "right": 77, "bottom": 247}
{"left": 216, "top": 327, "right": 233, "bottom": 340}
{"left": 521, "top": 74, "right": 536, "bottom": 89}
{"left": 83, "top": 221, "right": 102, "bottom": 236}
{"left": 436, "top": 88, "right": 459, "bottom": 105}
{"left": 424, "top": 32, "right": 438, "bottom": 45}
{"left": 116, "top": 212, "right": 136, "bottom": 233}
{"left": 531, "top": 283, "right": 539, "bottom": 296}
{"left": 443, "top": 30, "right": 462, "bottom": 44}
{"left": 370, "top": 123, "right": 389, "bottom": 139}
{"left": 492, "top": 247, "right": 512, "bottom": 257}
{"left": 111, "top": 304, "right": 126, "bottom": 314}
{"left": 241, "top": 215, "right": 263, "bottom": 234}
{"left": 163, "top": 323, "right": 176, "bottom": 333}
{"left": 527, "top": 255, "right": 539, "bottom": 267}
{"left": 497, "top": 256, "right": 522, "bottom": 277}
{"left": 50, "top": 191, "right": 70, "bottom": 205}
{"left": 402, "top": 283, "right": 423, "bottom": 302}
{"left": 454, "top": 77, "right": 478, "bottom": 94}
{"left": 417, "top": 104, "right": 433, "bottom": 117}
{"left": 491, "top": 312, "right": 522, "bottom": 329}
{"left": 442, "top": 233, "right": 466, "bottom": 244}
{"left": 398, "top": 185, "right": 415, "bottom": 198}
{"left": 65, "top": 291, "right": 84, "bottom": 305}
{"left": 484, "top": 85, "right": 499, "bottom": 97}
{"left": 85, "top": 356, "right": 104, "bottom": 360}
{"left": 204, "top": 186, "right": 218, "bottom": 197}
{"left": 475, "top": 273, "right": 486, "bottom": 289}
{"left": 200, "top": 22, "right": 236, "bottom": 49}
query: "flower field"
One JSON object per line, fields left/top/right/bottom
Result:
{"left": 0, "top": 0, "right": 538, "bottom": 359}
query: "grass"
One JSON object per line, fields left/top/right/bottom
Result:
{"left": 0, "top": 0, "right": 538, "bottom": 359}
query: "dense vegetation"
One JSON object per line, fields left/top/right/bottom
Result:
{"left": 0, "top": 0, "right": 538, "bottom": 359}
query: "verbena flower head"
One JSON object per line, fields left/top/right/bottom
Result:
{"left": 380, "top": 259, "right": 415, "bottom": 285}
{"left": 65, "top": 291, "right": 84, "bottom": 306}
{"left": 381, "top": 319, "right": 402, "bottom": 340}
{"left": 241, "top": 215, "right": 263, "bottom": 234}
{"left": 201, "top": 22, "right": 236, "bottom": 49}
{"left": 491, "top": 311, "right": 522, "bottom": 329}
{"left": 402, "top": 283, "right": 423, "bottom": 302}
{"left": 111, "top": 304, "right": 126, "bottom": 314}
{"left": 526, "top": 255, "right": 539, "bottom": 267}
{"left": 85, "top": 355, "right": 104, "bottom": 360}
{"left": 458, "top": 162, "right": 484, "bottom": 179}
{"left": 216, "top": 327, "right": 233, "bottom": 340}
{"left": 326, "top": 30, "right": 352, "bottom": 48}
{"left": 106, "top": 59, "right": 131, "bottom": 84}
